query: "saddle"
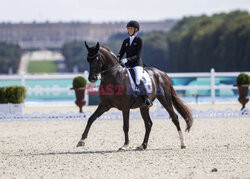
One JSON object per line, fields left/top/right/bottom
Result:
{"left": 127, "top": 68, "right": 153, "bottom": 93}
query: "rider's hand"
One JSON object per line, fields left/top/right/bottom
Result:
{"left": 121, "top": 58, "right": 128, "bottom": 64}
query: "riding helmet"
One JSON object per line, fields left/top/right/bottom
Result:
{"left": 126, "top": 20, "right": 140, "bottom": 31}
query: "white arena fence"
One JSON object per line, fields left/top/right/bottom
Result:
{"left": 0, "top": 69, "right": 249, "bottom": 121}
{"left": 0, "top": 69, "right": 249, "bottom": 105}
{"left": 0, "top": 102, "right": 249, "bottom": 122}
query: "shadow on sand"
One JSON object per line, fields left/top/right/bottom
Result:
{"left": 11, "top": 150, "right": 116, "bottom": 157}
{"left": 9, "top": 148, "right": 173, "bottom": 157}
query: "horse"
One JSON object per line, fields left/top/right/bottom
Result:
{"left": 76, "top": 42, "right": 193, "bottom": 151}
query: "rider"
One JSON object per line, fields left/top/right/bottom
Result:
{"left": 117, "top": 20, "right": 153, "bottom": 107}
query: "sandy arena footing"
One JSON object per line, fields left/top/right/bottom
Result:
{"left": 0, "top": 103, "right": 250, "bottom": 178}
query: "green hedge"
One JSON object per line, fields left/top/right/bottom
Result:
{"left": 73, "top": 76, "right": 87, "bottom": 88}
{"left": 0, "top": 86, "right": 26, "bottom": 104}
{"left": 237, "top": 73, "right": 250, "bottom": 85}
{"left": 0, "top": 87, "right": 8, "bottom": 103}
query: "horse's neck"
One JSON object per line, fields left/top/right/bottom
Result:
{"left": 101, "top": 52, "right": 118, "bottom": 68}
{"left": 101, "top": 65, "right": 120, "bottom": 80}
{"left": 100, "top": 50, "right": 119, "bottom": 72}
{"left": 100, "top": 48, "right": 123, "bottom": 84}
{"left": 101, "top": 65, "right": 124, "bottom": 85}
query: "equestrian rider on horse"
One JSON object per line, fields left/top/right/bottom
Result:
{"left": 117, "top": 20, "right": 153, "bottom": 107}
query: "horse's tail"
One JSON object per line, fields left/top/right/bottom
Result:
{"left": 170, "top": 84, "right": 193, "bottom": 132}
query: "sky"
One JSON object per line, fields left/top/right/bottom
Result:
{"left": 0, "top": 0, "right": 249, "bottom": 23}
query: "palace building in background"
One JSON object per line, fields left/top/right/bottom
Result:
{"left": 0, "top": 20, "right": 176, "bottom": 49}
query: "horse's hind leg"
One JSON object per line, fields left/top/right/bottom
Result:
{"left": 157, "top": 94, "right": 187, "bottom": 149}
{"left": 137, "top": 107, "right": 153, "bottom": 150}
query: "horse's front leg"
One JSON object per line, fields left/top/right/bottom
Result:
{"left": 76, "top": 104, "right": 110, "bottom": 147}
{"left": 118, "top": 109, "right": 130, "bottom": 152}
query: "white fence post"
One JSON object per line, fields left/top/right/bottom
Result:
{"left": 21, "top": 72, "right": 26, "bottom": 87}
{"left": 210, "top": 68, "right": 215, "bottom": 104}
{"left": 83, "top": 71, "right": 89, "bottom": 105}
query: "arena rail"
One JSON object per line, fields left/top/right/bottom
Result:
{"left": 0, "top": 69, "right": 249, "bottom": 104}
{"left": 0, "top": 107, "right": 249, "bottom": 122}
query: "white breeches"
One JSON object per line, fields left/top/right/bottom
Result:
{"left": 132, "top": 66, "right": 143, "bottom": 85}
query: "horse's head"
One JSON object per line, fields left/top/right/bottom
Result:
{"left": 85, "top": 41, "right": 102, "bottom": 83}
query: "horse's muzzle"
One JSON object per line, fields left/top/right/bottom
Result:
{"left": 88, "top": 75, "right": 98, "bottom": 83}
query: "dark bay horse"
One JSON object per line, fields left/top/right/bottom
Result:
{"left": 76, "top": 42, "right": 193, "bottom": 151}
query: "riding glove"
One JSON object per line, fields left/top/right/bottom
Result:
{"left": 121, "top": 58, "right": 128, "bottom": 64}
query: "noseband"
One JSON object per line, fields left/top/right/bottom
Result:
{"left": 87, "top": 53, "right": 99, "bottom": 60}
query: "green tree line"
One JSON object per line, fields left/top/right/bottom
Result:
{"left": 167, "top": 10, "right": 250, "bottom": 72}
{"left": 62, "top": 10, "right": 250, "bottom": 72}
{"left": 0, "top": 43, "right": 22, "bottom": 74}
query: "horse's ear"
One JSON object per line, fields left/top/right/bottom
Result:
{"left": 84, "top": 41, "right": 90, "bottom": 51}
{"left": 95, "top": 42, "right": 100, "bottom": 51}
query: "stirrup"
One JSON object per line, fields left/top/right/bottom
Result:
{"left": 145, "top": 98, "right": 153, "bottom": 107}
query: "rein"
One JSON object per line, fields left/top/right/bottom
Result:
{"left": 100, "top": 63, "right": 120, "bottom": 75}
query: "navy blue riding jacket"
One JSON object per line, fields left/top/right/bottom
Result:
{"left": 117, "top": 36, "right": 143, "bottom": 68}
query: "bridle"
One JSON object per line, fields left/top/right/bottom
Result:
{"left": 87, "top": 51, "right": 120, "bottom": 76}
{"left": 87, "top": 52, "right": 102, "bottom": 74}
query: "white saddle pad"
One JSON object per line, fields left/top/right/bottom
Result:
{"left": 126, "top": 68, "right": 153, "bottom": 93}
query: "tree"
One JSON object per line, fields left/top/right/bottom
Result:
{"left": 62, "top": 41, "right": 88, "bottom": 72}
{"left": 0, "top": 43, "right": 22, "bottom": 74}
{"left": 167, "top": 10, "right": 250, "bottom": 72}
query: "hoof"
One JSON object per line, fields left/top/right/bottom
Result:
{"left": 136, "top": 144, "right": 146, "bottom": 151}
{"left": 118, "top": 145, "right": 129, "bottom": 152}
{"left": 117, "top": 148, "right": 126, "bottom": 152}
{"left": 181, "top": 145, "right": 187, "bottom": 149}
{"left": 76, "top": 140, "right": 85, "bottom": 147}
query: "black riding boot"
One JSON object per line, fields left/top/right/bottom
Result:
{"left": 137, "top": 80, "right": 153, "bottom": 108}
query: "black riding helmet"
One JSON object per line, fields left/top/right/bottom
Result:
{"left": 126, "top": 20, "right": 140, "bottom": 31}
